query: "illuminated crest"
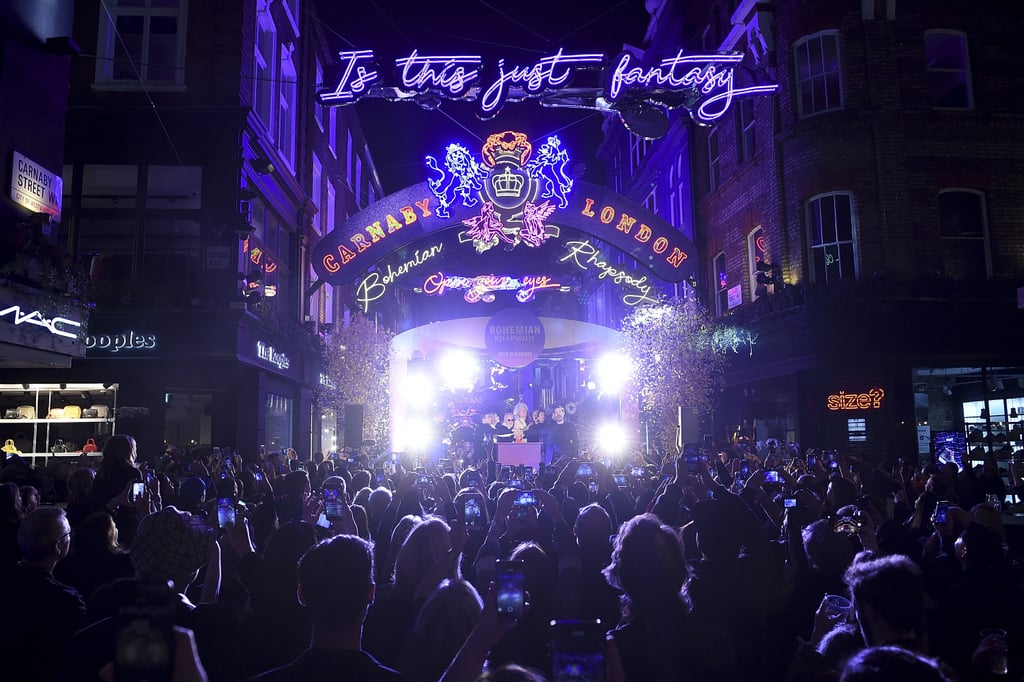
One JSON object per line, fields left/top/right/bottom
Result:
{"left": 425, "top": 131, "right": 572, "bottom": 253}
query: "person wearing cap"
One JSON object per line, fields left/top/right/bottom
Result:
{"left": 250, "top": 534, "right": 409, "bottom": 681}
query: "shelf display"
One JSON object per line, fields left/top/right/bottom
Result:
{"left": 963, "top": 397, "right": 1024, "bottom": 489}
{"left": 0, "top": 383, "right": 118, "bottom": 467}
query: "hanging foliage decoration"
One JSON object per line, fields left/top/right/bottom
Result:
{"left": 319, "top": 314, "right": 395, "bottom": 448}
{"left": 620, "top": 296, "right": 755, "bottom": 453}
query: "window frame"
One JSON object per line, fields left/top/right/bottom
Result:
{"left": 937, "top": 188, "right": 991, "bottom": 278}
{"left": 924, "top": 30, "right": 974, "bottom": 110}
{"left": 253, "top": 8, "right": 277, "bottom": 133}
{"left": 94, "top": 0, "right": 189, "bottom": 89}
{"left": 747, "top": 226, "right": 766, "bottom": 300}
{"left": 276, "top": 42, "right": 297, "bottom": 170}
{"left": 806, "top": 191, "right": 859, "bottom": 284}
{"left": 793, "top": 30, "right": 844, "bottom": 118}
{"left": 738, "top": 99, "right": 756, "bottom": 163}
{"left": 707, "top": 128, "right": 720, "bottom": 193}
{"left": 713, "top": 250, "right": 729, "bottom": 317}
{"left": 314, "top": 58, "right": 325, "bottom": 131}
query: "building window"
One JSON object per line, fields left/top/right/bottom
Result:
{"left": 311, "top": 154, "right": 323, "bottom": 234}
{"left": 807, "top": 192, "right": 857, "bottom": 283}
{"left": 644, "top": 186, "right": 658, "bottom": 214}
{"left": 738, "top": 99, "right": 756, "bottom": 163}
{"left": 314, "top": 58, "right": 325, "bottom": 131}
{"left": 254, "top": 10, "right": 276, "bottom": 131}
{"left": 707, "top": 128, "right": 720, "bottom": 192}
{"left": 265, "top": 393, "right": 293, "bottom": 452}
{"left": 277, "top": 44, "right": 297, "bottom": 169}
{"left": 924, "top": 31, "right": 973, "bottom": 109}
{"left": 95, "top": 0, "right": 188, "bottom": 87}
{"left": 847, "top": 418, "right": 867, "bottom": 443}
{"left": 346, "top": 131, "right": 355, "bottom": 189}
{"left": 794, "top": 31, "right": 843, "bottom": 117}
{"left": 747, "top": 226, "right": 767, "bottom": 300}
{"left": 938, "top": 189, "right": 990, "bottom": 279}
{"left": 281, "top": 0, "right": 300, "bottom": 35}
{"left": 355, "top": 155, "right": 364, "bottom": 208}
{"left": 147, "top": 165, "right": 201, "bottom": 209}
{"left": 714, "top": 251, "right": 728, "bottom": 316}
{"left": 326, "top": 184, "right": 336, "bottom": 233}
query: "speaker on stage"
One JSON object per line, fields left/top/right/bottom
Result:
{"left": 344, "top": 404, "right": 364, "bottom": 447}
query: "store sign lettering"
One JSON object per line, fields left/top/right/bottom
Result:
{"left": 84, "top": 331, "right": 157, "bottom": 353}
{"left": 420, "top": 272, "right": 565, "bottom": 303}
{"left": 257, "top": 341, "right": 290, "bottom": 370}
{"left": 559, "top": 239, "right": 658, "bottom": 306}
{"left": 322, "top": 199, "right": 433, "bottom": 276}
{"left": 10, "top": 151, "right": 62, "bottom": 218}
{"left": 319, "top": 48, "right": 777, "bottom": 125}
{"left": 0, "top": 304, "right": 80, "bottom": 339}
{"left": 827, "top": 388, "right": 885, "bottom": 411}
{"left": 577, "top": 200, "right": 689, "bottom": 271}
{"left": 355, "top": 243, "right": 444, "bottom": 311}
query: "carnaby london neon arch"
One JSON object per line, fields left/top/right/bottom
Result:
{"left": 310, "top": 44, "right": 778, "bottom": 438}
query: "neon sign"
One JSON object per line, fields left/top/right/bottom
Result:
{"left": 0, "top": 304, "right": 80, "bottom": 339}
{"left": 84, "top": 331, "right": 157, "bottom": 353}
{"left": 428, "top": 132, "right": 571, "bottom": 254}
{"left": 419, "top": 272, "right": 566, "bottom": 303}
{"left": 243, "top": 239, "right": 278, "bottom": 274}
{"left": 355, "top": 243, "right": 444, "bottom": 312}
{"left": 319, "top": 48, "right": 777, "bottom": 128}
{"left": 827, "top": 388, "right": 885, "bottom": 411}
{"left": 257, "top": 341, "right": 291, "bottom": 371}
{"left": 577, "top": 197, "right": 688, "bottom": 271}
{"left": 559, "top": 240, "right": 658, "bottom": 307}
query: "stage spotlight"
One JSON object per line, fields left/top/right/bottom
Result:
{"left": 594, "top": 353, "right": 632, "bottom": 394}
{"left": 438, "top": 350, "right": 479, "bottom": 392}
{"left": 394, "top": 418, "right": 434, "bottom": 453}
{"left": 596, "top": 422, "right": 629, "bottom": 455}
{"left": 401, "top": 372, "right": 434, "bottom": 405}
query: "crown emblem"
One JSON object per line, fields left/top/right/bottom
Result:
{"left": 491, "top": 167, "right": 524, "bottom": 197}
{"left": 481, "top": 131, "right": 532, "bottom": 168}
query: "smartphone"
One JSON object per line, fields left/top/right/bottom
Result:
{"left": 783, "top": 497, "right": 797, "bottom": 508}
{"left": 495, "top": 559, "right": 526, "bottom": 620}
{"left": 740, "top": 464, "right": 750, "bottom": 478}
{"left": 833, "top": 515, "right": 863, "bottom": 535}
{"left": 806, "top": 454, "right": 817, "bottom": 468}
{"left": 764, "top": 470, "right": 783, "bottom": 484}
{"left": 114, "top": 582, "right": 175, "bottom": 682}
{"left": 416, "top": 474, "right": 432, "bottom": 488}
{"left": 374, "top": 469, "right": 388, "bottom": 486}
{"left": 934, "top": 501, "right": 950, "bottom": 525}
{"left": 513, "top": 491, "right": 537, "bottom": 519}
{"left": 576, "top": 463, "right": 594, "bottom": 477}
{"left": 551, "top": 619, "right": 606, "bottom": 682}
{"left": 316, "top": 512, "right": 332, "bottom": 529}
{"left": 131, "top": 482, "right": 145, "bottom": 503}
{"left": 467, "top": 472, "right": 482, "bottom": 487}
{"left": 685, "top": 455, "right": 699, "bottom": 473}
{"left": 253, "top": 470, "right": 263, "bottom": 482}
{"left": 613, "top": 474, "right": 628, "bottom": 487}
{"left": 506, "top": 478, "right": 524, "bottom": 490}
{"left": 588, "top": 480, "right": 598, "bottom": 495}
{"left": 217, "top": 498, "right": 236, "bottom": 528}
{"left": 630, "top": 466, "right": 644, "bottom": 477}
{"left": 324, "top": 487, "right": 344, "bottom": 518}
{"left": 464, "top": 497, "right": 483, "bottom": 529}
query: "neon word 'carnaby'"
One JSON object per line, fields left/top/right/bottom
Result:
{"left": 0, "top": 305, "right": 81, "bottom": 339}
{"left": 319, "top": 47, "right": 777, "bottom": 125}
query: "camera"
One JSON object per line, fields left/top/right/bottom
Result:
{"left": 323, "top": 487, "right": 344, "bottom": 518}
{"left": 833, "top": 515, "right": 863, "bottom": 535}
{"left": 551, "top": 619, "right": 605, "bottom": 682}
{"left": 495, "top": 560, "right": 525, "bottom": 619}
{"left": 576, "top": 463, "right": 594, "bottom": 477}
{"left": 613, "top": 474, "right": 628, "bottom": 487}
{"left": 934, "top": 501, "right": 950, "bottom": 525}
{"left": 783, "top": 497, "right": 797, "bottom": 508}
{"left": 464, "top": 498, "right": 483, "bottom": 529}
{"left": 505, "top": 478, "right": 524, "bottom": 490}
{"left": 130, "top": 482, "right": 145, "bottom": 503}
{"left": 114, "top": 581, "right": 175, "bottom": 682}
{"left": 513, "top": 491, "right": 537, "bottom": 519}
{"left": 764, "top": 470, "right": 783, "bottom": 484}
{"left": 216, "top": 498, "right": 235, "bottom": 528}
{"left": 415, "top": 474, "right": 432, "bottom": 488}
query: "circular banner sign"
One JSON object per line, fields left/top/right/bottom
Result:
{"left": 484, "top": 307, "right": 545, "bottom": 369}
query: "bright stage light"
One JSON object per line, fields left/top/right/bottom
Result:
{"left": 401, "top": 372, "right": 434, "bottom": 404}
{"left": 596, "top": 422, "right": 628, "bottom": 455}
{"left": 594, "top": 353, "right": 632, "bottom": 394}
{"left": 394, "top": 418, "right": 434, "bottom": 453}
{"left": 438, "top": 350, "right": 479, "bottom": 391}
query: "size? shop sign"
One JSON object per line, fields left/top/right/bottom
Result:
{"left": 827, "top": 388, "right": 885, "bottom": 411}
{"left": 10, "top": 151, "right": 62, "bottom": 219}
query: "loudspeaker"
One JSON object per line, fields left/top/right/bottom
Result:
{"left": 343, "top": 404, "right": 364, "bottom": 447}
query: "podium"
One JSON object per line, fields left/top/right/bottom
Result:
{"left": 496, "top": 442, "right": 542, "bottom": 467}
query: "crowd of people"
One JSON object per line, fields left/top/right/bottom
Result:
{"left": 1, "top": 430, "right": 1023, "bottom": 682}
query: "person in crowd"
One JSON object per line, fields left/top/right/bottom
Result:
{"left": 275, "top": 469, "right": 313, "bottom": 525}
{"left": 602, "top": 513, "right": 740, "bottom": 681}
{"left": 0, "top": 480, "right": 23, "bottom": 565}
{"left": 401, "top": 578, "right": 482, "bottom": 682}
{"left": 511, "top": 402, "right": 531, "bottom": 442}
{"left": 250, "top": 534, "right": 409, "bottom": 681}
{"left": 547, "top": 406, "right": 579, "bottom": 460}
{"left": 90, "top": 434, "right": 143, "bottom": 511}
{"left": 0, "top": 507, "right": 85, "bottom": 682}
{"left": 53, "top": 510, "right": 133, "bottom": 601}
{"left": 840, "top": 646, "right": 956, "bottom": 682}
{"left": 64, "top": 466, "right": 97, "bottom": 528}
{"left": 495, "top": 412, "right": 516, "bottom": 444}
{"left": 20, "top": 484, "right": 39, "bottom": 516}
{"left": 178, "top": 476, "right": 208, "bottom": 516}
{"left": 524, "top": 408, "right": 548, "bottom": 458}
